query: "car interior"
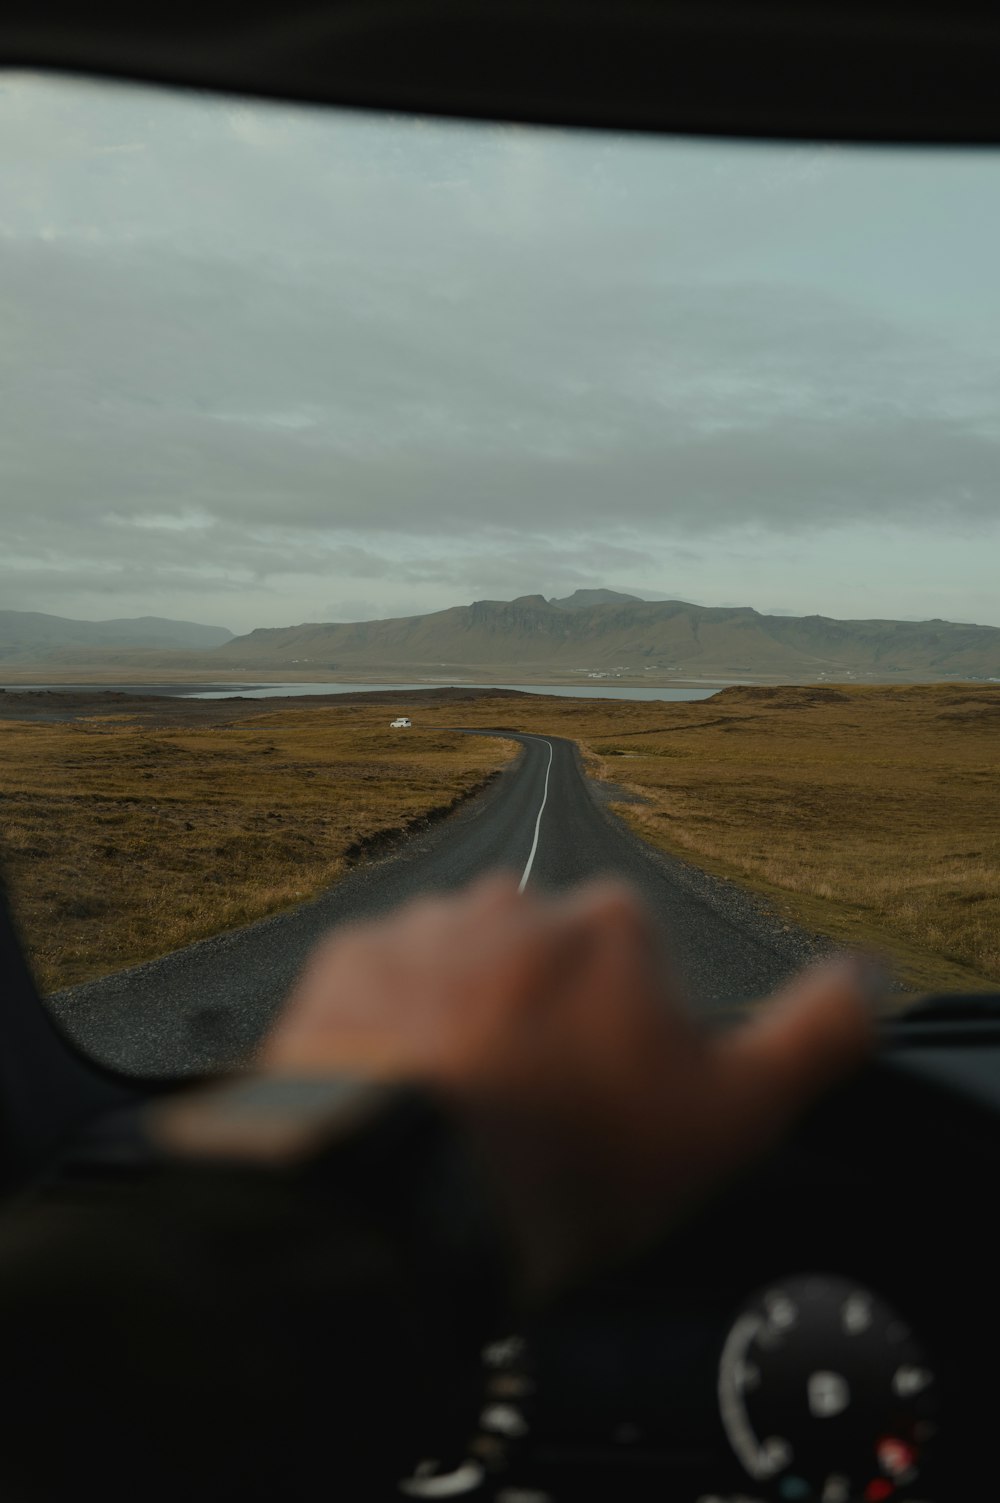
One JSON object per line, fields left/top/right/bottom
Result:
{"left": 3, "top": 3, "right": 1000, "bottom": 1499}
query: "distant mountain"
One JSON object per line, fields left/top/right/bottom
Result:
{"left": 6, "top": 595, "right": 999, "bottom": 681}
{"left": 0, "top": 611, "right": 233, "bottom": 663}
{"left": 207, "top": 595, "right": 1000, "bottom": 680}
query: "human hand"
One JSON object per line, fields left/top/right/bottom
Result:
{"left": 262, "top": 876, "right": 876, "bottom": 1298}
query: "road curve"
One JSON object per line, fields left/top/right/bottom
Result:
{"left": 50, "top": 732, "right": 830, "bottom": 1077}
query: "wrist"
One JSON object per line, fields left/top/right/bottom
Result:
{"left": 142, "top": 1068, "right": 519, "bottom": 1309}
{"left": 144, "top": 1071, "right": 397, "bottom": 1167}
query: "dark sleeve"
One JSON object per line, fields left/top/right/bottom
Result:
{"left": 0, "top": 1096, "right": 511, "bottom": 1502}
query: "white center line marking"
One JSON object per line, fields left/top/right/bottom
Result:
{"left": 518, "top": 737, "right": 554, "bottom": 893}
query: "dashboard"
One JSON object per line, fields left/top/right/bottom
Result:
{"left": 401, "top": 1022, "right": 1000, "bottom": 1501}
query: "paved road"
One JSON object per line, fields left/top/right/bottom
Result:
{"left": 50, "top": 732, "right": 829, "bottom": 1077}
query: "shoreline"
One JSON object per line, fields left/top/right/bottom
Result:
{"left": 2, "top": 669, "right": 990, "bottom": 693}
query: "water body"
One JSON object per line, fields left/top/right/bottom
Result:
{"left": 1, "top": 680, "right": 726, "bottom": 702}
{"left": 183, "top": 681, "right": 722, "bottom": 702}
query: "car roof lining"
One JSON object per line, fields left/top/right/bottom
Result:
{"left": 4, "top": 0, "right": 1000, "bottom": 143}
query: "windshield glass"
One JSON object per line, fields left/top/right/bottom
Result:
{"left": 1, "top": 72, "right": 998, "bottom": 1074}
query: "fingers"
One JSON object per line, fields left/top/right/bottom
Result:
{"left": 545, "top": 879, "right": 665, "bottom": 977}
{"left": 709, "top": 955, "right": 879, "bottom": 1160}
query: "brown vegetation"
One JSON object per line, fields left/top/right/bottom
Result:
{"left": 0, "top": 704, "right": 514, "bottom": 992}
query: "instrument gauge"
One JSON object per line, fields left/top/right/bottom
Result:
{"left": 718, "top": 1274, "right": 938, "bottom": 1500}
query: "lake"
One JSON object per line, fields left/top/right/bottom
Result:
{"left": 182, "top": 681, "right": 723, "bottom": 702}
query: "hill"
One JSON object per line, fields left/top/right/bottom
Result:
{"left": 0, "top": 611, "right": 233, "bottom": 664}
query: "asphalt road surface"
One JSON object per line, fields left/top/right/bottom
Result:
{"left": 50, "top": 732, "right": 831, "bottom": 1077}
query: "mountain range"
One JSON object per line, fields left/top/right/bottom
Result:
{"left": 3, "top": 593, "right": 999, "bottom": 681}
{"left": 0, "top": 611, "right": 233, "bottom": 664}
{"left": 208, "top": 592, "right": 1000, "bottom": 679}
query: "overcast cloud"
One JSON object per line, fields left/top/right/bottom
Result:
{"left": 2, "top": 73, "right": 999, "bottom": 632}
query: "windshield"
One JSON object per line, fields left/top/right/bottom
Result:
{"left": 1, "top": 72, "right": 998, "bottom": 1074}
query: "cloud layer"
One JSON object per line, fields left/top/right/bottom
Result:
{"left": 2, "top": 74, "right": 999, "bottom": 630}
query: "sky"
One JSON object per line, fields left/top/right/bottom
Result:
{"left": 2, "top": 72, "right": 999, "bottom": 634}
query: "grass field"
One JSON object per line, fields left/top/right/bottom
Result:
{"left": 2, "top": 683, "right": 998, "bottom": 996}
{"left": 0, "top": 704, "right": 514, "bottom": 992}
{"left": 601, "top": 686, "right": 1000, "bottom": 993}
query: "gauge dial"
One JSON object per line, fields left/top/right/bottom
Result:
{"left": 718, "top": 1274, "right": 938, "bottom": 1501}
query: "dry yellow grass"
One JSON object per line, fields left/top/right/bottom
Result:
{"left": 414, "top": 684, "right": 1000, "bottom": 993}
{"left": 0, "top": 704, "right": 514, "bottom": 992}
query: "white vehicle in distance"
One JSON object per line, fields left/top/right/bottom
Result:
{"left": 389, "top": 717, "right": 412, "bottom": 729}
